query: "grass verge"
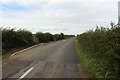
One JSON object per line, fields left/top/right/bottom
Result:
{"left": 75, "top": 40, "right": 107, "bottom": 78}
{"left": 2, "top": 47, "right": 25, "bottom": 60}
{"left": 2, "top": 52, "right": 11, "bottom": 60}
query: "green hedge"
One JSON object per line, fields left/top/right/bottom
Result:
{"left": 36, "top": 32, "right": 54, "bottom": 43}
{"left": 2, "top": 28, "right": 75, "bottom": 55}
{"left": 77, "top": 25, "right": 120, "bottom": 78}
{"left": 35, "top": 32, "right": 74, "bottom": 43}
{"left": 2, "top": 28, "right": 35, "bottom": 54}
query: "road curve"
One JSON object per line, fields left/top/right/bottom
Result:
{"left": 2, "top": 37, "right": 81, "bottom": 78}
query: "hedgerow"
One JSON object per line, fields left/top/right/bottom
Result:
{"left": 2, "top": 28, "right": 34, "bottom": 54}
{"left": 2, "top": 28, "right": 74, "bottom": 55}
{"left": 77, "top": 25, "right": 120, "bottom": 78}
{"left": 35, "top": 32, "right": 74, "bottom": 43}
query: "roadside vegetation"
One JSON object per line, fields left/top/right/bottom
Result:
{"left": 2, "top": 27, "right": 74, "bottom": 57}
{"left": 76, "top": 24, "right": 120, "bottom": 78}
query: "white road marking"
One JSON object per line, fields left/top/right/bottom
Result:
{"left": 19, "top": 67, "right": 34, "bottom": 79}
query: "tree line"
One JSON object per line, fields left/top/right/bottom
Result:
{"left": 2, "top": 28, "right": 74, "bottom": 55}
{"left": 77, "top": 25, "right": 120, "bottom": 78}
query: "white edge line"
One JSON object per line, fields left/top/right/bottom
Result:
{"left": 19, "top": 67, "right": 34, "bottom": 79}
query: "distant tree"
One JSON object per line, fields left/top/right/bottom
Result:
{"left": 44, "top": 32, "right": 54, "bottom": 43}
{"left": 53, "top": 34, "right": 60, "bottom": 41}
{"left": 59, "top": 33, "right": 65, "bottom": 39}
{"left": 36, "top": 32, "right": 45, "bottom": 43}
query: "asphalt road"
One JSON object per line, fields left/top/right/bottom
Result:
{"left": 2, "top": 37, "right": 81, "bottom": 78}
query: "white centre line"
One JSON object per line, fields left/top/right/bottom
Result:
{"left": 19, "top": 67, "right": 34, "bottom": 79}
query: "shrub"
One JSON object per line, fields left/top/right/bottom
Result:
{"left": 77, "top": 25, "right": 120, "bottom": 78}
{"left": 2, "top": 28, "right": 34, "bottom": 54}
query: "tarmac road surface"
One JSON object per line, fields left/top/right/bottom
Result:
{"left": 2, "top": 37, "right": 82, "bottom": 79}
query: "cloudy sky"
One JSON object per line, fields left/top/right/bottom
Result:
{"left": 0, "top": 0, "right": 119, "bottom": 34}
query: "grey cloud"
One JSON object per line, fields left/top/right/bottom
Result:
{"left": 1, "top": 1, "right": 118, "bottom": 34}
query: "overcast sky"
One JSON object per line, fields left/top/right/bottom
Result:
{"left": 0, "top": 0, "right": 119, "bottom": 34}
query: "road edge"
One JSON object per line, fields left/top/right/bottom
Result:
{"left": 75, "top": 40, "right": 90, "bottom": 78}
{"left": 10, "top": 43, "right": 44, "bottom": 58}
{"left": 10, "top": 40, "right": 61, "bottom": 58}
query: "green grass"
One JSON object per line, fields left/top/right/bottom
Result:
{"left": 75, "top": 40, "right": 107, "bottom": 78}
{"left": 1, "top": 52, "right": 11, "bottom": 60}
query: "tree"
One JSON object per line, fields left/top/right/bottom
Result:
{"left": 59, "top": 33, "right": 65, "bottom": 39}
{"left": 36, "top": 32, "right": 45, "bottom": 43}
{"left": 44, "top": 32, "right": 54, "bottom": 42}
